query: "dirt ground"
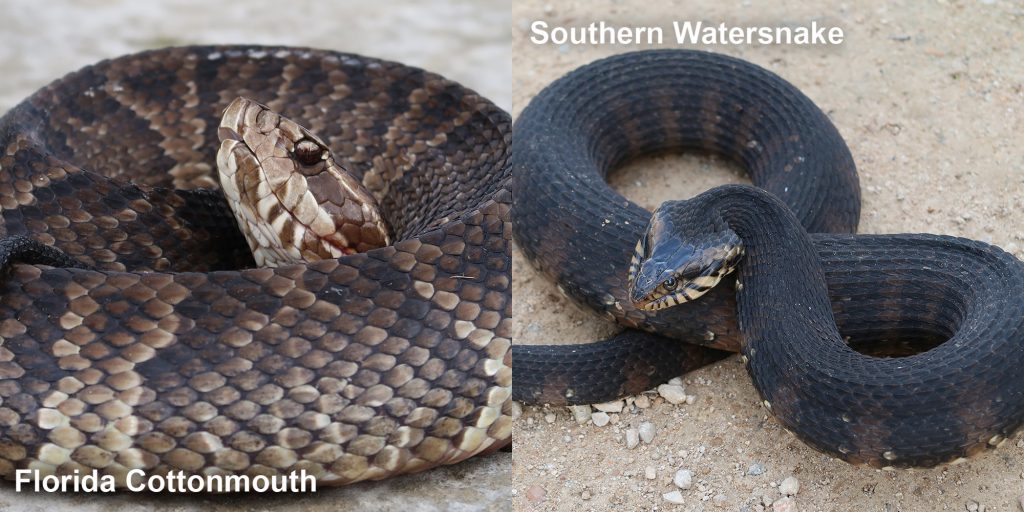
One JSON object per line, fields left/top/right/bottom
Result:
{"left": 511, "top": 1, "right": 1024, "bottom": 511}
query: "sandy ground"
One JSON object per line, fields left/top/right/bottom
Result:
{"left": 511, "top": 1, "right": 1024, "bottom": 511}
{"left": 0, "top": 1, "right": 510, "bottom": 510}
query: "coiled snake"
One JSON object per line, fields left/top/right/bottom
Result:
{"left": 513, "top": 50, "right": 1024, "bottom": 468}
{"left": 0, "top": 46, "right": 512, "bottom": 486}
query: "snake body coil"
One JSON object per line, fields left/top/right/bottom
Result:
{"left": 513, "top": 50, "right": 1024, "bottom": 467}
{"left": 0, "top": 46, "right": 512, "bottom": 486}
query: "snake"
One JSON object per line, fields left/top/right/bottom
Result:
{"left": 0, "top": 45, "right": 512, "bottom": 487}
{"left": 512, "top": 49, "right": 1024, "bottom": 468}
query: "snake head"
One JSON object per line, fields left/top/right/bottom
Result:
{"left": 217, "top": 97, "right": 391, "bottom": 267}
{"left": 627, "top": 202, "right": 744, "bottom": 311}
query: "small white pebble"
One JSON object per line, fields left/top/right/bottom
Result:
{"left": 779, "top": 476, "right": 800, "bottom": 496}
{"left": 638, "top": 422, "right": 656, "bottom": 443}
{"left": 593, "top": 400, "right": 624, "bottom": 413}
{"left": 544, "top": 413, "right": 556, "bottom": 424}
{"left": 674, "top": 469, "right": 693, "bottom": 489}
{"left": 634, "top": 395, "right": 651, "bottom": 409}
{"left": 966, "top": 500, "right": 979, "bottom": 512}
{"left": 592, "top": 412, "right": 610, "bottom": 427}
{"left": 625, "top": 428, "right": 640, "bottom": 449}
{"left": 664, "top": 490, "right": 685, "bottom": 504}
{"left": 658, "top": 383, "right": 688, "bottom": 404}
{"left": 684, "top": 395, "right": 697, "bottom": 405}
{"left": 581, "top": 490, "right": 591, "bottom": 500}
{"left": 569, "top": 405, "right": 591, "bottom": 424}
{"left": 668, "top": 377, "right": 684, "bottom": 386}
{"left": 644, "top": 466, "right": 657, "bottom": 480}
{"left": 772, "top": 497, "right": 796, "bottom": 512}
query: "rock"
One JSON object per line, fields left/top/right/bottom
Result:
{"left": 593, "top": 400, "right": 624, "bottom": 413}
{"left": 644, "top": 466, "right": 657, "bottom": 480}
{"left": 668, "top": 377, "right": 684, "bottom": 386}
{"left": 634, "top": 395, "right": 652, "bottom": 409}
{"left": 772, "top": 497, "right": 795, "bottom": 512}
{"left": 748, "top": 463, "right": 766, "bottom": 476}
{"left": 966, "top": 500, "right": 979, "bottom": 512}
{"left": 592, "top": 412, "right": 610, "bottom": 427}
{"left": 658, "top": 383, "right": 688, "bottom": 404}
{"left": 569, "top": 405, "right": 591, "bottom": 424}
{"left": 664, "top": 490, "right": 685, "bottom": 504}
{"left": 638, "top": 421, "right": 656, "bottom": 443}
{"left": 544, "top": 413, "right": 556, "bottom": 424}
{"left": 779, "top": 476, "right": 800, "bottom": 496}
{"left": 685, "top": 395, "right": 697, "bottom": 405}
{"left": 674, "top": 469, "right": 693, "bottom": 489}
{"left": 625, "top": 428, "right": 640, "bottom": 449}
{"left": 526, "top": 485, "right": 546, "bottom": 503}
{"left": 581, "top": 490, "right": 591, "bottom": 500}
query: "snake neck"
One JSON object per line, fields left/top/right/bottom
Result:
{"left": 678, "top": 185, "right": 838, "bottom": 348}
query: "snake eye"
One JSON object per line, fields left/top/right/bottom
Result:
{"left": 294, "top": 139, "right": 324, "bottom": 165}
{"left": 663, "top": 277, "right": 678, "bottom": 291}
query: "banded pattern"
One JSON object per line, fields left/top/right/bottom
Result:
{"left": 0, "top": 46, "right": 512, "bottom": 486}
{"left": 512, "top": 49, "right": 1024, "bottom": 468}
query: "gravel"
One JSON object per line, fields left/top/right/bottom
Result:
{"left": 657, "top": 383, "right": 688, "bottom": 404}
{"left": 570, "top": 405, "right": 591, "bottom": 424}
{"left": 772, "top": 497, "right": 796, "bottom": 512}
{"left": 625, "top": 428, "right": 640, "bottom": 449}
{"left": 779, "top": 477, "right": 800, "bottom": 496}
{"left": 638, "top": 421, "right": 656, "bottom": 443}
{"left": 674, "top": 469, "right": 693, "bottom": 490}
{"left": 593, "top": 400, "right": 624, "bottom": 413}
{"left": 526, "top": 484, "right": 547, "bottom": 503}
{"left": 592, "top": 412, "right": 610, "bottom": 427}
{"left": 748, "top": 463, "right": 766, "bottom": 476}
{"left": 663, "top": 491, "right": 685, "bottom": 504}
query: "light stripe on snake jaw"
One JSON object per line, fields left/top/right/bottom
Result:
{"left": 217, "top": 97, "right": 390, "bottom": 267}
{"left": 627, "top": 203, "right": 744, "bottom": 311}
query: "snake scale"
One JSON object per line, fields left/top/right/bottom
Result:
{"left": 513, "top": 50, "right": 1024, "bottom": 468}
{"left": 0, "top": 45, "right": 512, "bottom": 486}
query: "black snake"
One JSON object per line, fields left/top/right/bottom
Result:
{"left": 0, "top": 45, "right": 512, "bottom": 486}
{"left": 512, "top": 50, "right": 1024, "bottom": 468}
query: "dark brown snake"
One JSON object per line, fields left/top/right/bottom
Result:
{"left": 0, "top": 45, "right": 512, "bottom": 486}
{"left": 513, "top": 50, "right": 1024, "bottom": 468}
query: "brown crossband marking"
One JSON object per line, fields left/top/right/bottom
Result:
{"left": 0, "top": 45, "right": 512, "bottom": 487}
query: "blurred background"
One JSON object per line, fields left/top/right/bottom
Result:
{"left": 0, "top": 1, "right": 510, "bottom": 511}
{"left": 0, "top": 0, "right": 510, "bottom": 112}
